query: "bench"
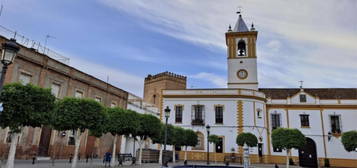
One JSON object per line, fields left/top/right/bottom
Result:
{"left": 118, "top": 153, "right": 132, "bottom": 162}
{"left": 36, "top": 157, "right": 51, "bottom": 161}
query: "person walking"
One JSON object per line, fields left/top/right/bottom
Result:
{"left": 104, "top": 152, "right": 112, "bottom": 167}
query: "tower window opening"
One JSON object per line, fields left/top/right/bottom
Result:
{"left": 237, "top": 40, "right": 246, "bottom": 56}
{"left": 153, "top": 94, "right": 156, "bottom": 104}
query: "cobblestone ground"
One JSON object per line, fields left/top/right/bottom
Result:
{"left": 0, "top": 159, "right": 300, "bottom": 168}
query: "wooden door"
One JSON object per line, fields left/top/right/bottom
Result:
{"left": 299, "top": 138, "right": 318, "bottom": 167}
{"left": 38, "top": 127, "right": 52, "bottom": 156}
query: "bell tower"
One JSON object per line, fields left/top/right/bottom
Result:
{"left": 226, "top": 12, "right": 258, "bottom": 90}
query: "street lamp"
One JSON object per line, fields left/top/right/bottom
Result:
{"left": 0, "top": 38, "right": 20, "bottom": 91}
{"left": 206, "top": 124, "right": 211, "bottom": 165}
{"left": 163, "top": 106, "right": 170, "bottom": 167}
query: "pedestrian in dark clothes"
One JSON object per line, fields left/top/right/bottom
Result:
{"left": 104, "top": 152, "right": 112, "bottom": 167}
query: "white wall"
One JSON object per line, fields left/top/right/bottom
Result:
{"left": 164, "top": 97, "right": 265, "bottom": 154}
{"left": 268, "top": 108, "right": 357, "bottom": 159}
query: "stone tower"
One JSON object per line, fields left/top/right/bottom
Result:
{"left": 226, "top": 12, "right": 258, "bottom": 90}
{"left": 143, "top": 71, "right": 186, "bottom": 107}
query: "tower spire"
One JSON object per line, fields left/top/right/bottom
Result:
{"left": 233, "top": 9, "right": 249, "bottom": 32}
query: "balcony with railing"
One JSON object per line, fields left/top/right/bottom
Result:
{"left": 191, "top": 105, "right": 205, "bottom": 126}
{"left": 191, "top": 118, "right": 205, "bottom": 126}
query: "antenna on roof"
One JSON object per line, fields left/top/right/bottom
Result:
{"left": 43, "top": 34, "right": 55, "bottom": 54}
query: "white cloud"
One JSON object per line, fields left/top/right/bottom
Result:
{"left": 98, "top": 0, "right": 357, "bottom": 89}
{"left": 68, "top": 55, "right": 144, "bottom": 96}
{"left": 266, "top": 40, "right": 282, "bottom": 52}
{"left": 190, "top": 72, "right": 226, "bottom": 88}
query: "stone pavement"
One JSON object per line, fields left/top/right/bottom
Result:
{"left": 0, "top": 159, "right": 300, "bottom": 168}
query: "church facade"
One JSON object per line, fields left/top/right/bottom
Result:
{"left": 147, "top": 13, "right": 357, "bottom": 167}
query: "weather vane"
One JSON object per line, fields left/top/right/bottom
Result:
{"left": 237, "top": 6, "right": 243, "bottom": 15}
{"left": 299, "top": 80, "right": 304, "bottom": 88}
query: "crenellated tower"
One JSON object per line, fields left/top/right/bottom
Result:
{"left": 143, "top": 71, "right": 186, "bottom": 107}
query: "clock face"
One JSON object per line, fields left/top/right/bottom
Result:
{"left": 237, "top": 69, "right": 248, "bottom": 79}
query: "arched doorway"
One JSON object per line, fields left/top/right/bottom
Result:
{"left": 299, "top": 137, "right": 318, "bottom": 167}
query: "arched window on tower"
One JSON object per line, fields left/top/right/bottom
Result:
{"left": 237, "top": 40, "right": 246, "bottom": 56}
{"left": 153, "top": 94, "right": 156, "bottom": 104}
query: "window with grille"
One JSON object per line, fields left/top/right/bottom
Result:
{"left": 95, "top": 96, "right": 102, "bottom": 103}
{"left": 271, "top": 113, "right": 281, "bottom": 130}
{"left": 300, "top": 94, "right": 307, "bottom": 102}
{"left": 51, "top": 83, "right": 61, "bottom": 98}
{"left": 192, "top": 105, "right": 204, "bottom": 125}
{"left": 111, "top": 102, "right": 117, "bottom": 108}
{"left": 215, "top": 106, "right": 223, "bottom": 124}
{"left": 193, "top": 105, "right": 203, "bottom": 120}
{"left": 330, "top": 115, "right": 341, "bottom": 134}
{"left": 175, "top": 105, "right": 183, "bottom": 123}
{"left": 19, "top": 73, "right": 31, "bottom": 85}
{"left": 74, "top": 90, "right": 84, "bottom": 98}
{"left": 300, "top": 114, "right": 310, "bottom": 127}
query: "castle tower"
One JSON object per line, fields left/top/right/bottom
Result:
{"left": 143, "top": 71, "right": 186, "bottom": 107}
{"left": 225, "top": 12, "right": 258, "bottom": 90}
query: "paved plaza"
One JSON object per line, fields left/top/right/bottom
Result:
{"left": 0, "top": 159, "right": 301, "bottom": 168}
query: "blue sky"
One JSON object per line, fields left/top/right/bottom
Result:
{"left": 1, "top": 0, "right": 357, "bottom": 96}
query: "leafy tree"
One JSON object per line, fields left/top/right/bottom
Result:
{"left": 182, "top": 129, "right": 198, "bottom": 162}
{"left": 208, "top": 134, "right": 220, "bottom": 163}
{"left": 236, "top": 132, "right": 258, "bottom": 147}
{"left": 152, "top": 124, "right": 174, "bottom": 164}
{"left": 52, "top": 97, "right": 104, "bottom": 168}
{"left": 341, "top": 130, "right": 357, "bottom": 152}
{"left": 106, "top": 108, "right": 140, "bottom": 166}
{"left": 171, "top": 126, "right": 186, "bottom": 163}
{"left": 0, "top": 83, "right": 55, "bottom": 168}
{"left": 135, "top": 113, "right": 162, "bottom": 164}
{"left": 272, "top": 128, "right": 305, "bottom": 168}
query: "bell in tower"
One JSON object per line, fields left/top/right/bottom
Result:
{"left": 237, "top": 39, "right": 246, "bottom": 56}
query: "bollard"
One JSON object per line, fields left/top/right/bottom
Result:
{"left": 184, "top": 160, "right": 187, "bottom": 165}
{"left": 32, "top": 157, "right": 36, "bottom": 164}
{"left": 132, "top": 157, "right": 136, "bottom": 165}
{"left": 86, "top": 155, "right": 89, "bottom": 163}
{"left": 69, "top": 155, "right": 73, "bottom": 163}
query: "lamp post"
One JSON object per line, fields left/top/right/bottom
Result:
{"left": 206, "top": 124, "right": 210, "bottom": 165}
{"left": 0, "top": 39, "right": 20, "bottom": 91}
{"left": 163, "top": 106, "right": 170, "bottom": 167}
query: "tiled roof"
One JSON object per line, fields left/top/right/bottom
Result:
{"left": 259, "top": 88, "right": 357, "bottom": 99}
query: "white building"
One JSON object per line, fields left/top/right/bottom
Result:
{"left": 159, "top": 13, "right": 357, "bottom": 167}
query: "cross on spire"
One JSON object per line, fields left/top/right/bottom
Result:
{"left": 299, "top": 80, "right": 304, "bottom": 88}
{"left": 237, "top": 6, "right": 243, "bottom": 15}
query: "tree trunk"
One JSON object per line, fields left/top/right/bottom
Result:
{"left": 172, "top": 146, "right": 176, "bottom": 163}
{"left": 71, "top": 129, "right": 82, "bottom": 168}
{"left": 158, "top": 146, "right": 163, "bottom": 164}
{"left": 286, "top": 149, "right": 290, "bottom": 168}
{"left": 5, "top": 132, "right": 20, "bottom": 168}
{"left": 110, "top": 135, "right": 117, "bottom": 166}
{"left": 138, "top": 140, "right": 143, "bottom": 165}
{"left": 184, "top": 146, "right": 188, "bottom": 161}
